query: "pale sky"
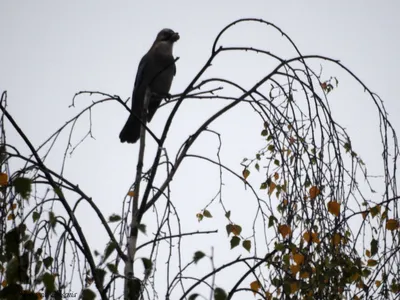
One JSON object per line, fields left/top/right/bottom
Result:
{"left": 1, "top": 1, "right": 399, "bottom": 298}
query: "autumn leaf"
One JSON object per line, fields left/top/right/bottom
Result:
{"left": 268, "top": 182, "right": 276, "bottom": 196}
{"left": 0, "top": 173, "right": 8, "bottom": 186}
{"left": 375, "top": 280, "right": 382, "bottom": 287}
{"left": 250, "top": 280, "right": 261, "bottom": 295}
{"left": 367, "top": 259, "right": 378, "bottom": 267}
{"left": 7, "top": 213, "right": 15, "bottom": 221}
{"left": 231, "top": 225, "right": 242, "bottom": 236}
{"left": 278, "top": 224, "right": 291, "bottom": 238}
{"left": 290, "top": 264, "right": 300, "bottom": 275}
{"left": 300, "top": 271, "right": 310, "bottom": 279}
{"left": 196, "top": 213, "right": 203, "bottom": 222}
{"left": 127, "top": 191, "right": 135, "bottom": 197}
{"left": 303, "top": 231, "right": 319, "bottom": 244}
{"left": 327, "top": 201, "right": 340, "bottom": 217}
{"left": 309, "top": 186, "right": 320, "bottom": 200}
{"left": 242, "top": 240, "right": 251, "bottom": 252}
{"left": 362, "top": 211, "right": 369, "bottom": 219}
{"left": 386, "top": 219, "right": 399, "bottom": 231}
{"left": 293, "top": 253, "right": 304, "bottom": 265}
{"left": 243, "top": 168, "right": 250, "bottom": 180}
{"left": 321, "top": 82, "right": 327, "bottom": 90}
{"left": 365, "top": 250, "right": 371, "bottom": 257}
{"left": 332, "top": 233, "right": 341, "bottom": 246}
{"left": 274, "top": 172, "right": 279, "bottom": 180}
{"left": 290, "top": 282, "right": 298, "bottom": 294}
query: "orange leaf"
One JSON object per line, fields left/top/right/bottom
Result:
{"left": 327, "top": 201, "right": 340, "bottom": 217}
{"left": 290, "top": 264, "right": 300, "bottom": 275}
{"left": 0, "top": 173, "right": 7, "bottom": 186}
{"left": 10, "top": 203, "right": 17, "bottom": 210}
{"left": 321, "top": 82, "right": 327, "bottom": 90}
{"left": 293, "top": 253, "right": 304, "bottom": 265}
{"left": 311, "top": 232, "right": 320, "bottom": 243}
{"left": 386, "top": 219, "right": 399, "bottom": 231}
{"left": 309, "top": 186, "right": 320, "bottom": 200}
{"left": 268, "top": 182, "right": 276, "bottom": 196}
{"left": 7, "top": 213, "right": 15, "bottom": 221}
{"left": 127, "top": 191, "right": 135, "bottom": 197}
{"left": 274, "top": 172, "right": 279, "bottom": 180}
{"left": 1, "top": 280, "right": 6, "bottom": 287}
{"left": 303, "top": 231, "right": 311, "bottom": 243}
{"left": 375, "top": 280, "right": 381, "bottom": 287}
{"left": 231, "top": 225, "right": 242, "bottom": 236}
{"left": 250, "top": 280, "right": 261, "bottom": 295}
{"left": 278, "top": 224, "right": 292, "bottom": 238}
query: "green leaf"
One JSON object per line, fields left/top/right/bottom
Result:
{"left": 13, "top": 177, "right": 32, "bottom": 200}
{"left": 203, "top": 210, "right": 212, "bottom": 218}
{"left": 214, "top": 287, "right": 227, "bottom": 300}
{"left": 255, "top": 163, "right": 259, "bottom": 171}
{"left": 268, "top": 215, "right": 277, "bottom": 228}
{"left": 193, "top": 251, "right": 205, "bottom": 264}
{"left": 242, "top": 240, "right": 251, "bottom": 252}
{"left": 274, "top": 243, "right": 285, "bottom": 252}
{"left": 142, "top": 258, "right": 152, "bottom": 277}
{"left": 107, "top": 263, "right": 118, "bottom": 274}
{"left": 32, "top": 211, "right": 40, "bottom": 222}
{"left": 260, "top": 182, "right": 267, "bottom": 190}
{"left": 104, "top": 241, "right": 117, "bottom": 261}
{"left": 226, "top": 224, "right": 233, "bottom": 236}
{"left": 43, "top": 272, "right": 56, "bottom": 294}
{"left": 82, "top": 289, "right": 96, "bottom": 300}
{"left": 48, "top": 211, "right": 57, "bottom": 230}
{"left": 261, "top": 129, "right": 268, "bottom": 136}
{"left": 225, "top": 211, "right": 231, "bottom": 219}
{"left": 43, "top": 256, "right": 53, "bottom": 269}
{"left": 138, "top": 224, "right": 147, "bottom": 234}
{"left": 189, "top": 294, "right": 199, "bottom": 300}
{"left": 108, "top": 214, "right": 121, "bottom": 222}
{"left": 5, "top": 229, "right": 20, "bottom": 259}
{"left": 230, "top": 236, "right": 240, "bottom": 249}
{"left": 268, "top": 145, "right": 275, "bottom": 152}
{"left": 371, "top": 239, "right": 378, "bottom": 256}
{"left": 274, "top": 159, "right": 280, "bottom": 166}
{"left": 24, "top": 240, "right": 34, "bottom": 251}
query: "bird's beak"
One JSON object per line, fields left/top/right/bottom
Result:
{"left": 171, "top": 32, "right": 180, "bottom": 42}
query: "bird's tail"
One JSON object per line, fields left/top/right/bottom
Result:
{"left": 119, "top": 115, "right": 141, "bottom": 143}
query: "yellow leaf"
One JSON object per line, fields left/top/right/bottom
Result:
{"left": 293, "top": 253, "right": 304, "bottom": 265}
{"left": 327, "top": 201, "right": 340, "bottom": 217}
{"left": 1, "top": 280, "right": 6, "bottom": 287}
{"left": 332, "top": 233, "right": 341, "bottom": 246}
{"left": 375, "top": 280, "right": 381, "bottom": 287}
{"left": 366, "top": 250, "right": 371, "bottom": 257}
{"left": 311, "top": 232, "right": 320, "bottom": 243}
{"left": 127, "top": 191, "right": 135, "bottom": 197}
{"left": 300, "top": 271, "right": 310, "bottom": 279}
{"left": 0, "top": 173, "right": 8, "bottom": 186}
{"left": 265, "top": 291, "right": 272, "bottom": 300}
{"left": 282, "top": 199, "right": 288, "bottom": 206}
{"left": 370, "top": 205, "right": 381, "bottom": 217}
{"left": 290, "top": 264, "right": 300, "bottom": 275}
{"left": 278, "top": 224, "right": 291, "bottom": 238}
{"left": 351, "top": 273, "right": 360, "bottom": 282}
{"left": 386, "top": 219, "right": 399, "bottom": 231}
{"left": 243, "top": 168, "right": 250, "bottom": 180}
{"left": 367, "top": 259, "right": 378, "bottom": 267}
{"left": 268, "top": 182, "right": 276, "bottom": 196}
{"left": 290, "top": 282, "right": 298, "bottom": 294}
{"left": 274, "top": 172, "right": 279, "bottom": 180}
{"left": 7, "top": 213, "right": 15, "bottom": 221}
{"left": 250, "top": 280, "right": 261, "bottom": 295}
{"left": 309, "top": 186, "right": 320, "bottom": 200}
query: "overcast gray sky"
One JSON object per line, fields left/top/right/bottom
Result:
{"left": 1, "top": 1, "right": 399, "bottom": 298}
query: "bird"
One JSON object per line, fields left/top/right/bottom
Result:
{"left": 119, "top": 28, "right": 180, "bottom": 143}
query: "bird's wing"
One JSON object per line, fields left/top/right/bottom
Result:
{"left": 133, "top": 53, "right": 148, "bottom": 89}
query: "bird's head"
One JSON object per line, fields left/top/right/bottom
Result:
{"left": 156, "top": 28, "right": 180, "bottom": 43}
